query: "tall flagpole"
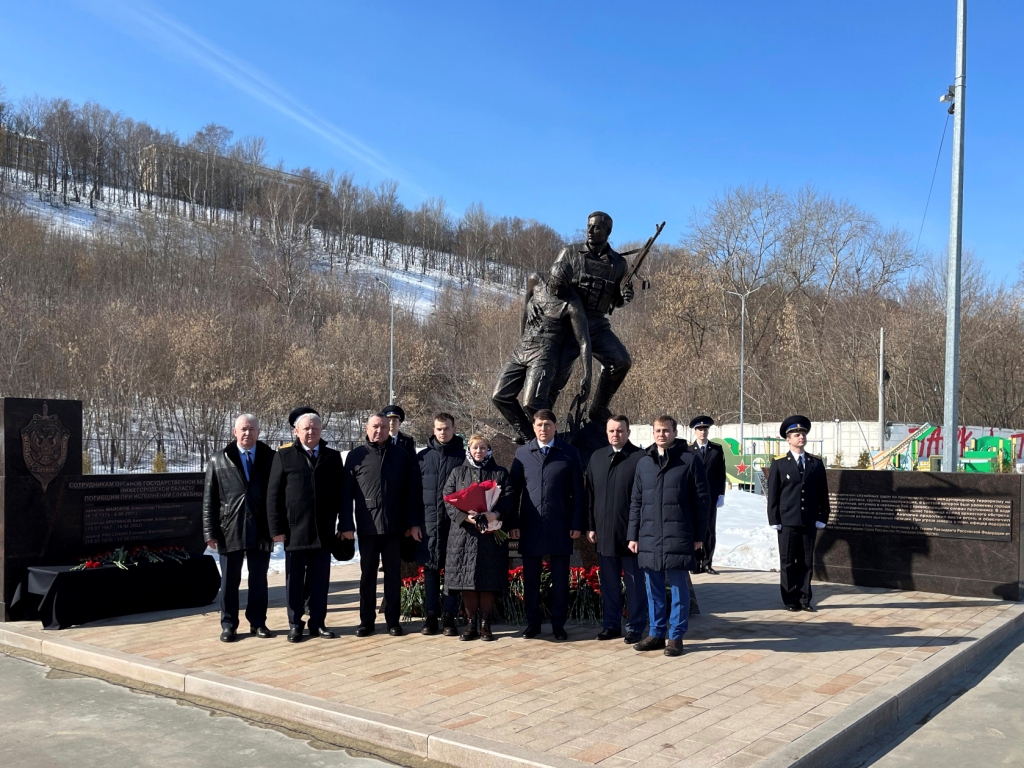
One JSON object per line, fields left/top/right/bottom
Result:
{"left": 942, "top": 0, "right": 967, "bottom": 472}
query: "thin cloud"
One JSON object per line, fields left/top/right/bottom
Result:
{"left": 81, "top": 0, "right": 421, "bottom": 192}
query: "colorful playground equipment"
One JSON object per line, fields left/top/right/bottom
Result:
{"left": 869, "top": 423, "right": 1015, "bottom": 472}
{"left": 717, "top": 436, "right": 824, "bottom": 490}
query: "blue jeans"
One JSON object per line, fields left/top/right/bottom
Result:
{"left": 598, "top": 554, "right": 648, "bottom": 633}
{"left": 644, "top": 568, "right": 691, "bottom": 641}
{"left": 424, "top": 566, "right": 459, "bottom": 617}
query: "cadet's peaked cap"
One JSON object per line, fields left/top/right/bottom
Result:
{"left": 780, "top": 415, "right": 812, "bottom": 438}
{"left": 382, "top": 404, "right": 406, "bottom": 422}
{"left": 288, "top": 406, "right": 320, "bottom": 427}
{"left": 689, "top": 415, "right": 715, "bottom": 430}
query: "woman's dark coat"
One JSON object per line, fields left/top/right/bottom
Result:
{"left": 509, "top": 438, "right": 585, "bottom": 557}
{"left": 267, "top": 442, "right": 350, "bottom": 552}
{"left": 343, "top": 438, "right": 423, "bottom": 536}
{"left": 202, "top": 441, "right": 275, "bottom": 553}
{"left": 628, "top": 440, "right": 711, "bottom": 572}
{"left": 416, "top": 435, "right": 466, "bottom": 569}
{"left": 585, "top": 441, "right": 644, "bottom": 557}
{"left": 442, "top": 456, "right": 514, "bottom": 592}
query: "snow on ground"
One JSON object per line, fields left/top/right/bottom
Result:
{"left": 206, "top": 541, "right": 361, "bottom": 578}
{"left": 715, "top": 489, "right": 778, "bottom": 572}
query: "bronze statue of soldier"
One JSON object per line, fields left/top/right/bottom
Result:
{"left": 551, "top": 211, "right": 634, "bottom": 423}
{"left": 491, "top": 260, "right": 592, "bottom": 444}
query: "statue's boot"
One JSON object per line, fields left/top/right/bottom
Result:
{"left": 587, "top": 365, "right": 628, "bottom": 423}
{"left": 492, "top": 397, "right": 534, "bottom": 444}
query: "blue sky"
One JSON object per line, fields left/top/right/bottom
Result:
{"left": 1, "top": 1, "right": 1021, "bottom": 280}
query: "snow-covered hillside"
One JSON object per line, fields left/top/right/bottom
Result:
{"left": 6, "top": 181, "right": 512, "bottom": 317}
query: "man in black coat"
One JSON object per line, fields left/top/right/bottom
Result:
{"left": 509, "top": 409, "right": 585, "bottom": 641}
{"left": 203, "top": 414, "right": 276, "bottom": 642}
{"left": 586, "top": 415, "right": 647, "bottom": 643}
{"left": 628, "top": 415, "right": 710, "bottom": 657}
{"left": 687, "top": 415, "right": 727, "bottom": 574}
{"left": 383, "top": 404, "right": 417, "bottom": 456}
{"left": 268, "top": 412, "right": 352, "bottom": 643}
{"left": 343, "top": 413, "right": 424, "bottom": 637}
{"left": 416, "top": 412, "right": 465, "bottom": 636}
{"left": 767, "top": 415, "right": 830, "bottom": 612}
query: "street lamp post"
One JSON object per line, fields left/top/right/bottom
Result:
{"left": 941, "top": 0, "right": 967, "bottom": 473}
{"left": 726, "top": 286, "right": 761, "bottom": 483}
{"left": 374, "top": 277, "right": 395, "bottom": 403}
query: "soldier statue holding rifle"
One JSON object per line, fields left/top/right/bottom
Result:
{"left": 492, "top": 211, "right": 663, "bottom": 437}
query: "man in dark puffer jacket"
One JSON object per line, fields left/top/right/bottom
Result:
{"left": 343, "top": 413, "right": 424, "bottom": 637}
{"left": 628, "top": 414, "right": 710, "bottom": 657}
{"left": 416, "top": 412, "right": 465, "bottom": 636}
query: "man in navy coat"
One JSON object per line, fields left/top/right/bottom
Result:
{"left": 767, "top": 415, "right": 831, "bottom": 611}
{"left": 628, "top": 415, "right": 710, "bottom": 656}
{"left": 510, "top": 409, "right": 585, "bottom": 641}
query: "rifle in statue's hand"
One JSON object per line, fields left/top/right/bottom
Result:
{"left": 620, "top": 221, "right": 666, "bottom": 291}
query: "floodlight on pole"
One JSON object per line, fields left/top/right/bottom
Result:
{"left": 374, "top": 277, "right": 395, "bottom": 404}
{"left": 726, "top": 285, "right": 761, "bottom": 484}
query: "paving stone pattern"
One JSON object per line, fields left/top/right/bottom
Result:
{"left": 32, "top": 566, "right": 1015, "bottom": 768}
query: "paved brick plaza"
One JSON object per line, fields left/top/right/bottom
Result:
{"left": 33, "top": 566, "right": 1017, "bottom": 768}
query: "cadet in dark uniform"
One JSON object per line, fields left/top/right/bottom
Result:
{"left": 383, "top": 404, "right": 417, "bottom": 456}
{"left": 687, "top": 416, "right": 727, "bottom": 574}
{"left": 550, "top": 211, "right": 635, "bottom": 422}
{"left": 766, "top": 415, "right": 830, "bottom": 611}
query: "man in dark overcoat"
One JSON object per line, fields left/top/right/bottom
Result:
{"left": 510, "top": 409, "right": 585, "bottom": 641}
{"left": 687, "top": 415, "right": 727, "bottom": 574}
{"left": 586, "top": 414, "right": 647, "bottom": 643}
{"left": 203, "top": 413, "right": 276, "bottom": 642}
{"left": 416, "top": 412, "right": 465, "bottom": 635}
{"left": 268, "top": 412, "right": 351, "bottom": 643}
{"left": 383, "top": 404, "right": 417, "bottom": 456}
{"left": 767, "top": 415, "right": 830, "bottom": 611}
{"left": 344, "top": 413, "right": 423, "bottom": 636}
{"left": 628, "top": 415, "right": 710, "bottom": 657}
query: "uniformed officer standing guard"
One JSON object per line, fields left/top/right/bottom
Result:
{"left": 383, "top": 404, "right": 417, "bottom": 456}
{"left": 766, "top": 415, "right": 830, "bottom": 611}
{"left": 687, "top": 416, "right": 727, "bottom": 575}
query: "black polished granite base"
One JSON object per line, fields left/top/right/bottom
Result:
{"left": 815, "top": 470, "right": 1023, "bottom": 600}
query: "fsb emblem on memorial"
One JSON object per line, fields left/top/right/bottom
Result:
{"left": 20, "top": 402, "right": 70, "bottom": 491}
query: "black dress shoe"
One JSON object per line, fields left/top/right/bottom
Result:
{"left": 421, "top": 616, "right": 440, "bottom": 635}
{"left": 441, "top": 613, "right": 458, "bottom": 636}
{"left": 388, "top": 625, "right": 404, "bottom": 637}
{"left": 355, "top": 625, "right": 374, "bottom": 637}
{"left": 801, "top": 604, "right": 817, "bottom": 612}
{"left": 552, "top": 627, "right": 568, "bottom": 641}
{"left": 664, "top": 639, "right": 684, "bottom": 657}
{"left": 249, "top": 626, "right": 274, "bottom": 639}
{"left": 315, "top": 627, "right": 336, "bottom": 638}
{"left": 786, "top": 605, "right": 802, "bottom": 612}
{"left": 596, "top": 628, "right": 621, "bottom": 641}
{"left": 220, "top": 629, "right": 237, "bottom": 643}
{"left": 633, "top": 636, "right": 666, "bottom": 652}
{"left": 287, "top": 627, "right": 304, "bottom": 643}
{"left": 705, "top": 565, "right": 719, "bottom": 575}
{"left": 623, "top": 632, "right": 642, "bottom": 645}
{"left": 523, "top": 626, "right": 542, "bottom": 639}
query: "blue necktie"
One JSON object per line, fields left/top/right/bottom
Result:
{"left": 542, "top": 446, "right": 549, "bottom": 456}
{"left": 242, "top": 450, "right": 252, "bottom": 481}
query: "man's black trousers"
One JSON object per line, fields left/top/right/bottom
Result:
{"left": 777, "top": 526, "right": 817, "bottom": 607}
{"left": 359, "top": 534, "right": 401, "bottom": 628}
{"left": 522, "top": 554, "right": 569, "bottom": 630}
{"left": 219, "top": 549, "right": 270, "bottom": 631}
{"left": 285, "top": 548, "right": 331, "bottom": 630}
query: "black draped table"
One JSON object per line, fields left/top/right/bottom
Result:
{"left": 11, "top": 554, "right": 221, "bottom": 629}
